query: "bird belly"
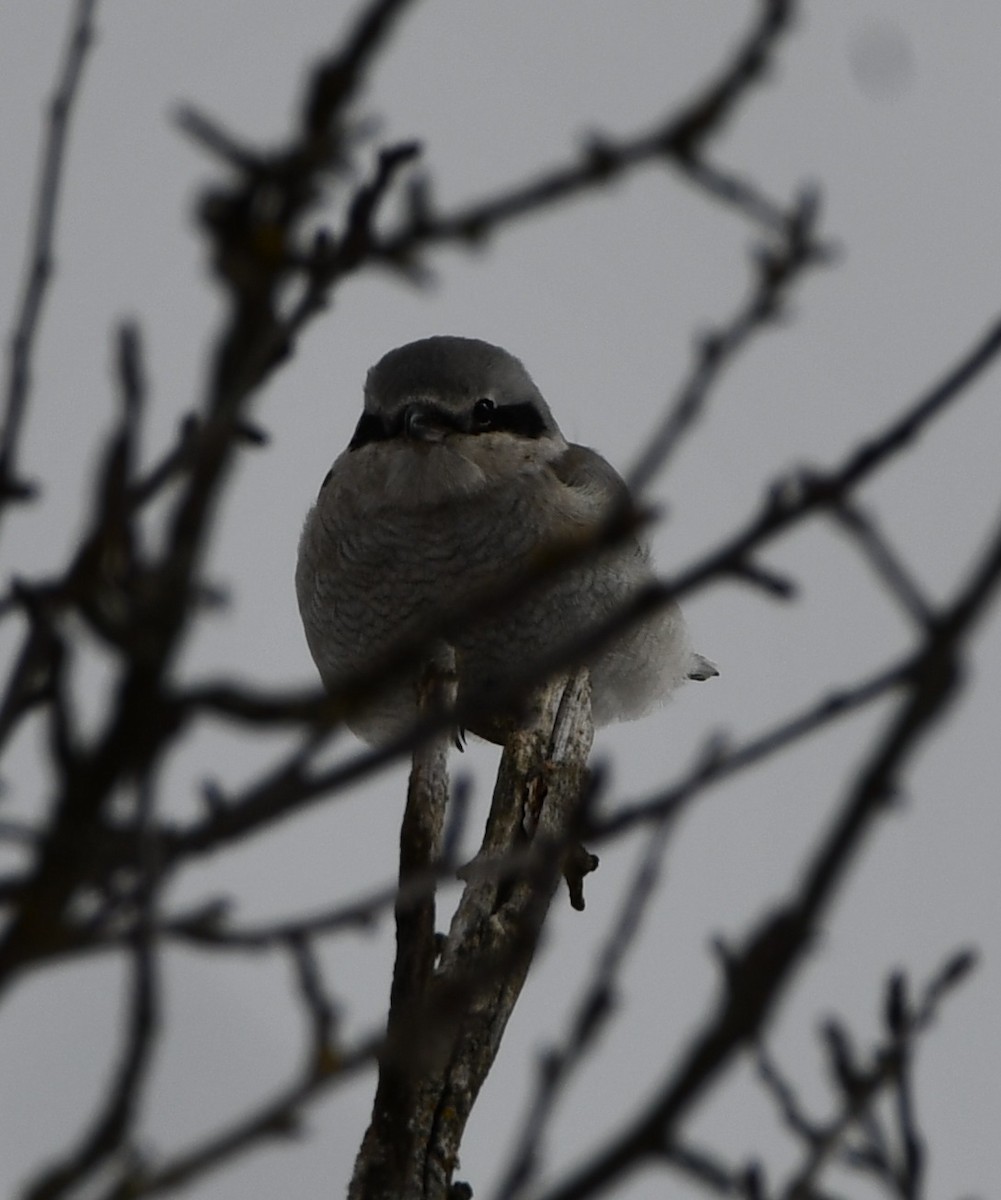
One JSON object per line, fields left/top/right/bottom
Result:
{"left": 298, "top": 488, "right": 688, "bottom": 743}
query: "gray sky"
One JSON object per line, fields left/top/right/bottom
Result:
{"left": 2, "top": 2, "right": 1000, "bottom": 1197}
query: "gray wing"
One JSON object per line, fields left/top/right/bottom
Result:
{"left": 551, "top": 444, "right": 721, "bottom": 701}
{"left": 549, "top": 442, "right": 635, "bottom": 514}
{"left": 548, "top": 442, "right": 651, "bottom": 570}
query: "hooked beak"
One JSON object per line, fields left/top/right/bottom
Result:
{"left": 402, "top": 403, "right": 452, "bottom": 443}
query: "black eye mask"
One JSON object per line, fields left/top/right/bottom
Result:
{"left": 348, "top": 400, "right": 549, "bottom": 450}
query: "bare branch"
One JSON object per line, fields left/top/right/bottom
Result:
{"left": 376, "top": 0, "right": 800, "bottom": 264}
{"left": 351, "top": 673, "right": 595, "bottom": 1198}
{"left": 599, "top": 656, "right": 911, "bottom": 841}
{"left": 286, "top": 934, "right": 339, "bottom": 1065}
{"left": 0, "top": 0, "right": 98, "bottom": 522}
{"left": 94, "top": 1036, "right": 382, "bottom": 1200}
{"left": 300, "top": 0, "right": 418, "bottom": 139}
{"left": 23, "top": 777, "right": 161, "bottom": 1200}
{"left": 4, "top": 3, "right": 999, "bottom": 1197}
{"left": 760, "top": 950, "right": 978, "bottom": 1199}
{"left": 830, "top": 499, "right": 936, "bottom": 630}
{"left": 627, "top": 187, "right": 832, "bottom": 494}
{"left": 536, "top": 509, "right": 1001, "bottom": 1200}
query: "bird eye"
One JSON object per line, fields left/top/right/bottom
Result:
{"left": 472, "top": 397, "right": 496, "bottom": 430}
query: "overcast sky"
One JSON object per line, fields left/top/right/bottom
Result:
{"left": 2, "top": 3, "right": 1000, "bottom": 1198}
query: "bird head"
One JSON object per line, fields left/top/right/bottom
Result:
{"left": 343, "top": 338, "right": 566, "bottom": 497}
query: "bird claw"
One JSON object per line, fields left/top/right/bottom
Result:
{"left": 564, "top": 844, "right": 599, "bottom": 910}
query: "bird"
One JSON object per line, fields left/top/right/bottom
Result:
{"left": 295, "top": 336, "right": 717, "bottom": 745}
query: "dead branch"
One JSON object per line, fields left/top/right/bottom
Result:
{"left": 0, "top": 0, "right": 98, "bottom": 520}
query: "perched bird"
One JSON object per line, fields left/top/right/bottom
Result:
{"left": 296, "top": 336, "right": 716, "bottom": 744}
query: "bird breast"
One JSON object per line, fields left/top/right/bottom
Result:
{"left": 296, "top": 441, "right": 634, "bottom": 688}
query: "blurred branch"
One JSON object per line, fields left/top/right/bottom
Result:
{"left": 598, "top": 656, "right": 911, "bottom": 840}
{"left": 0, "top": 582, "right": 66, "bottom": 754}
{"left": 175, "top": 0, "right": 803, "bottom": 377}
{"left": 662, "top": 309, "right": 1001, "bottom": 607}
{"left": 830, "top": 498, "right": 935, "bottom": 630}
{"left": 163, "top": 302, "right": 1001, "bottom": 863}
{"left": 375, "top": 0, "right": 798, "bottom": 265}
{"left": 24, "top": 776, "right": 161, "bottom": 1200}
{"left": 38, "top": 649, "right": 906, "bottom": 966}
{"left": 300, "top": 0, "right": 417, "bottom": 138}
{"left": 3, "top": 0, "right": 1000, "bottom": 1196}
{"left": 535, "top": 507, "right": 1001, "bottom": 1200}
{"left": 11, "top": 617, "right": 931, "bottom": 1010}
{"left": 627, "top": 186, "right": 832, "bottom": 494}
{"left": 674, "top": 152, "right": 793, "bottom": 232}
{"left": 155, "top": 285, "right": 1001, "bottom": 856}
{"left": 0, "top": 5, "right": 823, "bottom": 1001}
{"left": 56, "top": 320, "right": 999, "bottom": 959}
{"left": 0, "top": 0, "right": 423, "bottom": 994}
{"left": 758, "top": 949, "right": 977, "bottom": 1199}
{"left": 0, "top": 0, "right": 98, "bottom": 523}
{"left": 0, "top": 819, "right": 40, "bottom": 847}
{"left": 286, "top": 933, "right": 339, "bottom": 1066}
{"left": 94, "top": 1036, "right": 382, "bottom": 1200}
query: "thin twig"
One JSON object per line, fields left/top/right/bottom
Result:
{"left": 769, "top": 950, "right": 976, "bottom": 1198}
{"left": 830, "top": 499, "right": 935, "bottom": 630}
{"left": 628, "top": 188, "right": 831, "bottom": 493}
{"left": 536, "top": 507, "right": 1001, "bottom": 1200}
{"left": 287, "top": 934, "right": 338, "bottom": 1062}
{"left": 0, "top": 0, "right": 99, "bottom": 522}
{"left": 94, "top": 1037, "right": 382, "bottom": 1200}
{"left": 375, "top": 0, "right": 799, "bottom": 264}
{"left": 23, "top": 776, "right": 161, "bottom": 1200}
{"left": 598, "top": 656, "right": 911, "bottom": 840}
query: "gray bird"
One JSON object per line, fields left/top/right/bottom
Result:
{"left": 295, "top": 336, "right": 717, "bottom": 745}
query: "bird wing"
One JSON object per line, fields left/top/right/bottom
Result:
{"left": 547, "top": 443, "right": 652, "bottom": 570}
{"left": 548, "top": 442, "right": 634, "bottom": 515}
